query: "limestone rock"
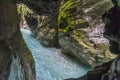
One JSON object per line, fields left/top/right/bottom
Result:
{"left": 21, "top": 0, "right": 59, "bottom": 47}
{"left": 59, "top": 36, "right": 115, "bottom": 67}
{"left": 58, "top": 0, "right": 116, "bottom": 67}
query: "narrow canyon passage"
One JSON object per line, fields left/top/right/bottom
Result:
{"left": 21, "top": 29, "right": 91, "bottom": 80}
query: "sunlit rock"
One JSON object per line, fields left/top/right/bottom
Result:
{"left": 20, "top": 0, "right": 59, "bottom": 47}
{"left": 58, "top": 0, "right": 116, "bottom": 67}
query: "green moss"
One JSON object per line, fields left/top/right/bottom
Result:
{"left": 58, "top": 0, "right": 86, "bottom": 33}
{"left": 17, "top": 3, "right": 34, "bottom": 22}
{"left": 73, "top": 30, "right": 85, "bottom": 37}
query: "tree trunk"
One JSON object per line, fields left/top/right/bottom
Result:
{"left": 0, "top": 0, "right": 36, "bottom": 80}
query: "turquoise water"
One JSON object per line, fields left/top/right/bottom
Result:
{"left": 21, "top": 29, "right": 91, "bottom": 80}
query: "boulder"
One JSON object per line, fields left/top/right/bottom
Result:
{"left": 65, "top": 60, "right": 113, "bottom": 80}
{"left": 59, "top": 36, "right": 115, "bottom": 67}
{"left": 58, "top": 0, "right": 116, "bottom": 67}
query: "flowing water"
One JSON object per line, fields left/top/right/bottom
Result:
{"left": 21, "top": 29, "right": 91, "bottom": 80}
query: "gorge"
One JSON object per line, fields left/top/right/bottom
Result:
{"left": 0, "top": 0, "right": 119, "bottom": 80}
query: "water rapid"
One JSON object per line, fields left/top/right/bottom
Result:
{"left": 21, "top": 29, "right": 91, "bottom": 80}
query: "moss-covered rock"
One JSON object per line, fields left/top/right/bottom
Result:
{"left": 59, "top": 0, "right": 116, "bottom": 67}
{"left": 59, "top": 36, "right": 116, "bottom": 67}
{"left": 21, "top": 0, "right": 115, "bottom": 67}
{"left": 58, "top": 0, "right": 88, "bottom": 33}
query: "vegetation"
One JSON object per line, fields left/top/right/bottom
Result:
{"left": 58, "top": 0, "right": 88, "bottom": 33}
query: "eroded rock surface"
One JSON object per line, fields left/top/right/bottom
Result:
{"left": 20, "top": 0, "right": 59, "bottom": 47}
{"left": 0, "top": 1, "right": 35, "bottom": 80}
{"left": 20, "top": 0, "right": 115, "bottom": 67}
{"left": 59, "top": 0, "right": 115, "bottom": 67}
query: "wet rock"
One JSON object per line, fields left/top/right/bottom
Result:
{"left": 21, "top": 0, "right": 115, "bottom": 67}
{"left": 58, "top": 0, "right": 116, "bottom": 68}
{"left": 66, "top": 60, "right": 113, "bottom": 80}
{"left": 59, "top": 36, "right": 116, "bottom": 67}
{"left": 20, "top": 0, "right": 60, "bottom": 47}
{"left": 0, "top": 1, "right": 36, "bottom": 80}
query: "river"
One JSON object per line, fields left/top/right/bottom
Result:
{"left": 21, "top": 29, "right": 91, "bottom": 80}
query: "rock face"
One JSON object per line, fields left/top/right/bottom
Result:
{"left": 66, "top": 55, "right": 120, "bottom": 80}
{"left": 20, "top": 0, "right": 60, "bottom": 47}
{"left": 19, "top": 0, "right": 114, "bottom": 67}
{"left": 21, "top": 0, "right": 115, "bottom": 67}
{"left": 59, "top": 37, "right": 93, "bottom": 66}
{"left": 0, "top": 1, "right": 35, "bottom": 80}
{"left": 65, "top": 60, "right": 113, "bottom": 80}
{"left": 59, "top": 35, "right": 115, "bottom": 67}
{"left": 82, "top": 0, "right": 113, "bottom": 43}
{"left": 31, "top": 15, "right": 58, "bottom": 47}
{"left": 65, "top": 0, "right": 120, "bottom": 79}
{"left": 58, "top": 0, "right": 116, "bottom": 67}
